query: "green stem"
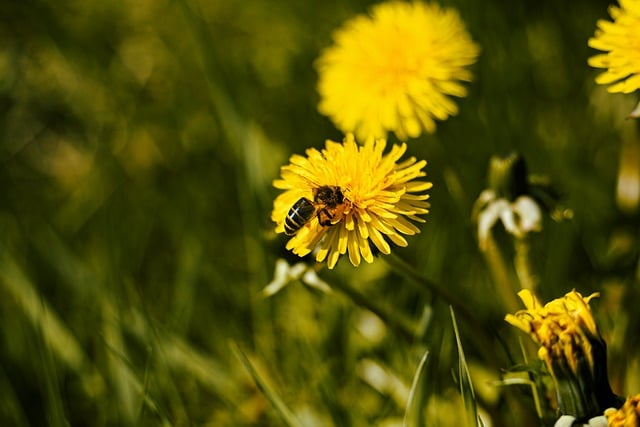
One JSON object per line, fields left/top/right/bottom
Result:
{"left": 384, "top": 253, "right": 514, "bottom": 367}
{"left": 514, "top": 237, "right": 537, "bottom": 291}
{"left": 330, "top": 278, "right": 417, "bottom": 341}
{"left": 479, "top": 234, "right": 521, "bottom": 313}
{"left": 384, "top": 252, "right": 475, "bottom": 323}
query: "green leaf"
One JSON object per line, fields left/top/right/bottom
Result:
{"left": 451, "top": 307, "right": 483, "bottom": 427}
{"left": 231, "top": 342, "right": 303, "bottom": 427}
{"left": 403, "top": 348, "right": 430, "bottom": 427}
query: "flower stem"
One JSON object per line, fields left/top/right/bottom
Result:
{"left": 330, "top": 277, "right": 417, "bottom": 341}
{"left": 479, "top": 234, "right": 520, "bottom": 313}
{"left": 514, "top": 237, "right": 537, "bottom": 291}
{"left": 384, "top": 252, "right": 515, "bottom": 367}
{"left": 384, "top": 253, "right": 474, "bottom": 322}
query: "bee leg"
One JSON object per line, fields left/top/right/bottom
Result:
{"left": 317, "top": 208, "right": 334, "bottom": 226}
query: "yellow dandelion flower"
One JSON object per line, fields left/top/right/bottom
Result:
{"left": 506, "top": 289, "right": 622, "bottom": 419}
{"left": 505, "top": 289, "right": 601, "bottom": 376}
{"left": 588, "top": 0, "right": 640, "bottom": 93}
{"left": 316, "top": 1, "right": 480, "bottom": 141}
{"left": 271, "top": 134, "right": 432, "bottom": 269}
{"left": 605, "top": 394, "right": 640, "bottom": 426}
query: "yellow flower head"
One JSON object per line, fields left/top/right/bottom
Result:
{"left": 506, "top": 290, "right": 622, "bottom": 418}
{"left": 505, "top": 289, "right": 601, "bottom": 376}
{"left": 588, "top": 0, "right": 640, "bottom": 93}
{"left": 271, "top": 134, "right": 432, "bottom": 269}
{"left": 605, "top": 394, "right": 640, "bottom": 426}
{"left": 316, "top": 1, "right": 480, "bottom": 141}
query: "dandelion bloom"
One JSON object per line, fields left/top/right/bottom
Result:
{"left": 588, "top": 0, "right": 640, "bottom": 94}
{"left": 506, "top": 290, "right": 622, "bottom": 419}
{"left": 605, "top": 394, "right": 640, "bottom": 426}
{"left": 505, "top": 289, "right": 601, "bottom": 376}
{"left": 272, "top": 134, "right": 432, "bottom": 269}
{"left": 316, "top": 1, "right": 480, "bottom": 141}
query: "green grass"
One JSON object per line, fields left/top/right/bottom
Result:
{"left": 1, "top": 0, "right": 639, "bottom": 425}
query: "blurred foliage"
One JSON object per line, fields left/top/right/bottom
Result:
{"left": 0, "top": 0, "right": 639, "bottom": 426}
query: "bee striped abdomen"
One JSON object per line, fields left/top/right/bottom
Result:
{"left": 284, "top": 197, "right": 316, "bottom": 236}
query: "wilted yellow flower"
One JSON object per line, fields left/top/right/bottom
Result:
{"left": 588, "top": 0, "right": 640, "bottom": 94}
{"left": 506, "top": 289, "right": 622, "bottom": 419}
{"left": 272, "top": 134, "right": 432, "bottom": 269}
{"left": 316, "top": 1, "right": 480, "bottom": 141}
{"left": 605, "top": 394, "right": 640, "bottom": 426}
{"left": 506, "top": 289, "right": 600, "bottom": 375}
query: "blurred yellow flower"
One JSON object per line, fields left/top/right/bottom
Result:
{"left": 605, "top": 394, "right": 640, "bottom": 426}
{"left": 316, "top": 1, "right": 480, "bottom": 141}
{"left": 588, "top": 0, "right": 640, "bottom": 94}
{"left": 272, "top": 134, "right": 432, "bottom": 269}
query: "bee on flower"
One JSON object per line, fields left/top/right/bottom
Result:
{"left": 271, "top": 134, "right": 432, "bottom": 269}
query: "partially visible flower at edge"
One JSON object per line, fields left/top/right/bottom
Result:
{"left": 271, "top": 134, "right": 432, "bottom": 269}
{"left": 505, "top": 289, "right": 623, "bottom": 420}
{"left": 588, "top": 0, "right": 640, "bottom": 95}
{"left": 605, "top": 394, "right": 640, "bottom": 426}
{"left": 316, "top": 1, "right": 480, "bottom": 141}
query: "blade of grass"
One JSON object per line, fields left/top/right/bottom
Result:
{"left": 491, "top": 375, "right": 545, "bottom": 418}
{"left": 34, "top": 317, "right": 68, "bottom": 427}
{"left": 122, "top": 304, "right": 236, "bottom": 395}
{"left": 0, "top": 250, "right": 105, "bottom": 396}
{"left": 101, "top": 300, "right": 174, "bottom": 426}
{"left": 102, "top": 299, "right": 139, "bottom": 423}
{"left": 357, "top": 358, "right": 410, "bottom": 408}
{"left": 403, "top": 349, "right": 430, "bottom": 427}
{"left": 0, "top": 363, "right": 30, "bottom": 426}
{"left": 231, "top": 341, "right": 303, "bottom": 427}
{"left": 451, "top": 307, "right": 482, "bottom": 427}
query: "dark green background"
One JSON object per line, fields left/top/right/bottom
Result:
{"left": 1, "top": 0, "right": 638, "bottom": 425}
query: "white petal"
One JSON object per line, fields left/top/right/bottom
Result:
{"left": 498, "top": 200, "right": 519, "bottom": 236}
{"left": 513, "top": 196, "right": 542, "bottom": 234}
{"left": 554, "top": 415, "right": 577, "bottom": 427}
{"left": 302, "top": 270, "right": 333, "bottom": 293}
{"left": 261, "top": 259, "right": 307, "bottom": 297}
{"left": 587, "top": 415, "right": 609, "bottom": 427}
{"left": 262, "top": 259, "right": 294, "bottom": 297}
{"left": 477, "top": 199, "right": 506, "bottom": 250}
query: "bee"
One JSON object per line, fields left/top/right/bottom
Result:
{"left": 284, "top": 185, "right": 347, "bottom": 236}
